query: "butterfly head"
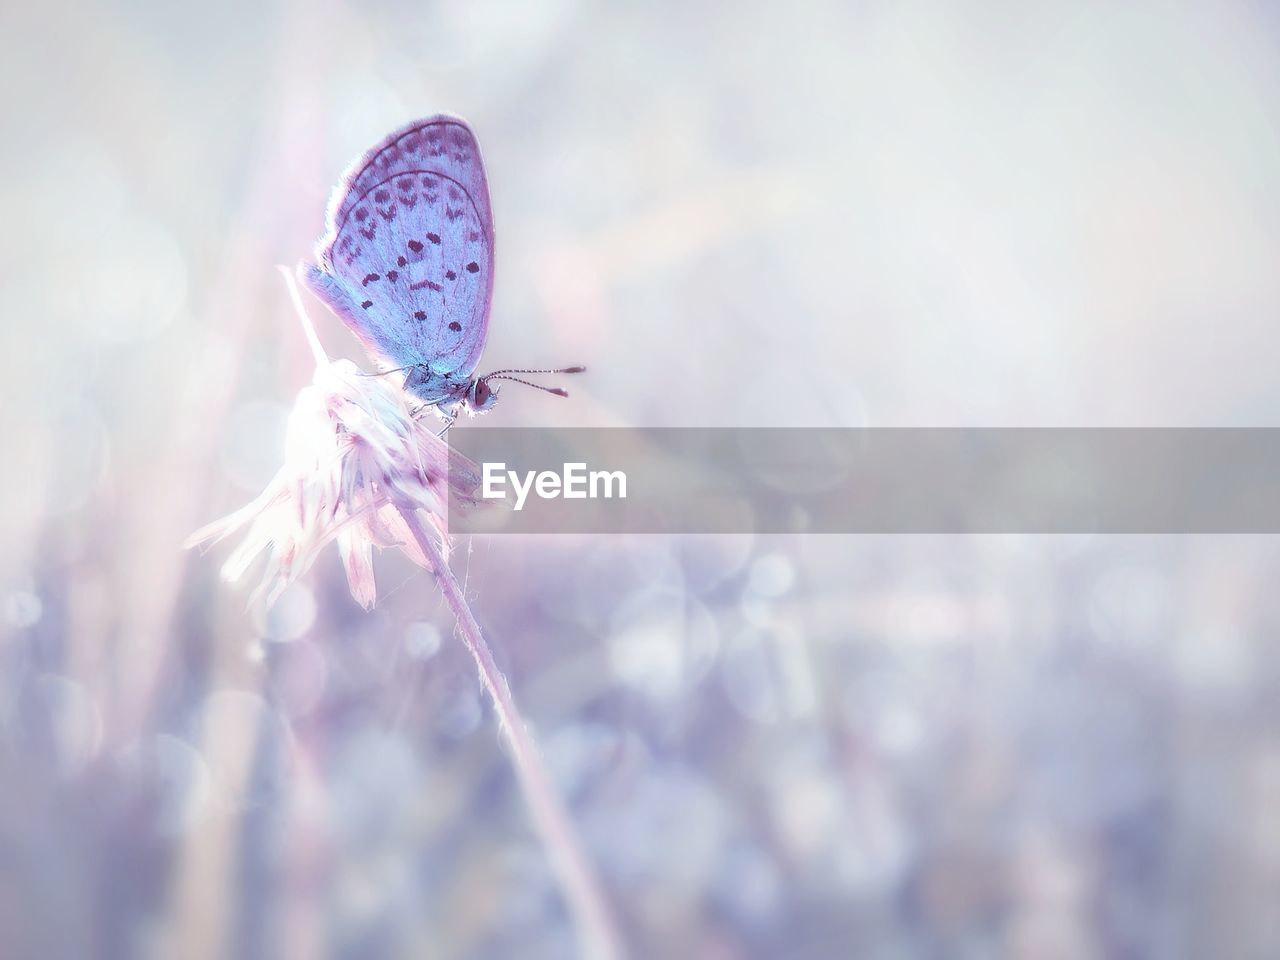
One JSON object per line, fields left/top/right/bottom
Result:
{"left": 463, "top": 366, "right": 587, "bottom": 415}
{"left": 464, "top": 376, "right": 499, "bottom": 414}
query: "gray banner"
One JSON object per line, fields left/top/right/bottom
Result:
{"left": 446, "top": 429, "right": 1280, "bottom": 533}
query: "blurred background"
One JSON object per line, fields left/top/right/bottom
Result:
{"left": 3, "top": 1, "right": 1280, "bottom": 957}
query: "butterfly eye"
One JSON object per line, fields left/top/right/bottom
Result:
{"left": 472, "top": 379, "right": 492, "bottom": 408}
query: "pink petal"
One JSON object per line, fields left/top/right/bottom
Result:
{"left": 338, "top": 527, "right": 377, "bottom": 610}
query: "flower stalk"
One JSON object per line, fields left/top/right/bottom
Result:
{"left": 188, "top": 270, "right": 623, "bottom": 959}
{"left": 399, "top": 508, "right": 622, "bottom": 960}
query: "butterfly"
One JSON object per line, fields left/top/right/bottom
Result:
{"left": 300, "top": 114, "right": 582, "bottom": 420}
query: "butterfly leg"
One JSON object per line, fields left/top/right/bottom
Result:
{"left": 435, "top": 415, "right": 456, "bottom": 439}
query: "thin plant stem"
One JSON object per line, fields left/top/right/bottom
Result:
{"left": 398, "top": 506, "right": 623, "bottom": 960}
{"left": 279, "top": 265, "right": 329, "bottom": 368}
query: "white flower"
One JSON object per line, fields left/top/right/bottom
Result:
{"left": 186, "top": 275, "right": 481, "bottom": 609}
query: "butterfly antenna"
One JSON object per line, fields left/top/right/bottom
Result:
{"left": 483, "top": 374, "right": 570, "bottom": 397}
{"left": 481, "top": 365, "right": 584, "bottom": 398}
{"left": 482, "top": 366, "right": 586, "bottom": 377}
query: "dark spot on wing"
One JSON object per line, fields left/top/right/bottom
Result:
{"left": 466, "top": 262, "right": 479, "bottom": 273}
{"left": 374, "top": 189, "right": 390, "bottom": 203}
{"left": 386, "top": 269, "right": 398, "bottom": 281}
{"left": 449, "top": 321, "right": 462, "bottom": 332}
{"left": 445, "top": 270, "right": 456, "bottom": 280}
{"left": 354, "top": 208, "right": 368, "bottom": 222}
{"left": 361, "top": 299, "right": 373, "bottom": 309}
{"left": 426, "top": 232, "right": 441, "bottom": 244}
{"left": 362, "top": 273, "right": 380, "bottom": 286}
{"left": 414, "top": 310, "right": 427, "bottom": 321}
{"left": 378, "top": 206, "right": 396, "bottom": 221}
{"left": 407, "top": 239, "right": 423, "bottom": 253}
{"left": 397, "top": 256, "right": 407, "bottom": 267}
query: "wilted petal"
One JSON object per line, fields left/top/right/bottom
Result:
{"left": 373, "top": 504, "right": 430, "bottom": 569}
{"left": 184, "top": 471, "right": 291, "bottom": 551}
{"left": 339, "top": 526, "right": 377, "bottom": 610}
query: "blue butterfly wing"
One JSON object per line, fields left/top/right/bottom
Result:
{"left": 304, "top": 115, "right": 495, "bottom": 382}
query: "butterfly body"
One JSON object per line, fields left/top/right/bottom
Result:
{"left": 302, "top": 114, "right": 580, "bottom": 415}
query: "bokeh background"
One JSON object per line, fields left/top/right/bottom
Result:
{"left": 4, "top": 1, "right": 1280, "bottom": 957}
